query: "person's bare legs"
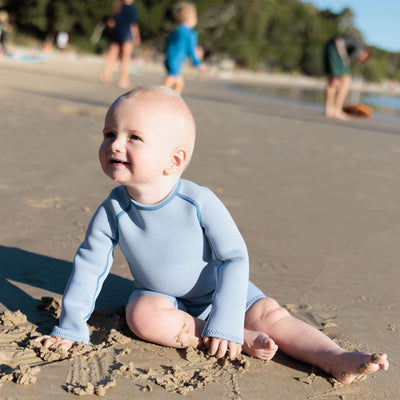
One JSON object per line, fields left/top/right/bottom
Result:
{"left": 162, "top": 75, "right": 175, "bottom": 90}
{"left": 245, "top": 298, "right": 389, "bottom": 384}
{"left": 173, "top": 76, "right": 185, "bottom": 95}
{"left": 100, "top": 42, "right": 120, "bottom": 83}
{"left": 118, "top": 41, "right": 134, "bottom": 89}
{"left": 325, "top": 75, "right": 352, "bottom": 120}
{"left": 163, "top": 75, "right": 185, "bottom": 95}
{"left": 334, "top": 74, "right": 352, "bottom": 119}
{"left": 325, "top": 76, "right": 339, "bottom": 118}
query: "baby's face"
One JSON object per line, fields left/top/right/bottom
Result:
{"left": 99, "top": 96, "right": 180, "bottom": 190}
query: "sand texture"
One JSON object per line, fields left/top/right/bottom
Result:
{"left": 0, "top": 51, "right": 399, "bottom": 399}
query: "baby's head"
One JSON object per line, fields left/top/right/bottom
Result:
{"left": 99, "top": 85, "right": 195, "bottom": 196}
{"left": 173, "top": 2, "right": 197, "bottom": 27}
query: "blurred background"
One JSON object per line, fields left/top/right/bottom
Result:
{"left": 1, "top": 0, "right": 399, "bottom": 83}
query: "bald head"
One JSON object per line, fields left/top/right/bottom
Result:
{"left": 110, "top": 85, "right": 196, "bottom": 166}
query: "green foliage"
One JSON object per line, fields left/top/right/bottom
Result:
{"left": 2, "top": 0, "right": 399, "bottom": 82}
{"left": 3, "top": 0, "right": 113, "bottom": 39}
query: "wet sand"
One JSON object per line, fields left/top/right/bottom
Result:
{"left": 0, "top": 51, "right": 399, "bottom": 399}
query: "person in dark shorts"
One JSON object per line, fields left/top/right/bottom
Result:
{"left": 100, "top": 0, "right": 141, "bottom": 88}
{"left": 323, "top": 35, "right": 370, "bottom": 120}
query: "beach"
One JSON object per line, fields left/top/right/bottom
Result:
{"left": 0, "top": 51, "right": 399, "bottom": 399}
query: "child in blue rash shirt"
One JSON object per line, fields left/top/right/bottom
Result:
{"left": 163, "top": 2, "right": 205, "bottom": 94}
{"left": 37, "top": 85, "right": 388, "bottom": 384}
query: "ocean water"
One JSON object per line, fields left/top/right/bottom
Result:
{"left": 234, "top": 83, "right": 400, "bottom": 121}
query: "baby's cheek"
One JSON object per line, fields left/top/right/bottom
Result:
{"left": 98, "top": 151, "right": 108, "bottom": 171}
{"left": 98, "top": 146, "right": 107, "bottom": 161}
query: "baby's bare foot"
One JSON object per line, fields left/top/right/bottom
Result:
{"left": 332, "top": 352, "right": 389, "bottom": 384}
{"left": 242, "top": 329, "right": 278, "bottom": 360}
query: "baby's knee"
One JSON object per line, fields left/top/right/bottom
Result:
{"left": 249, "top": 297, "right": 290, "bottom": 325}
{"left": 125, "top": 295, "right": 167, "bottom": 339}
{"left": 126, "top": 297, "right": 145, "bottom": 337}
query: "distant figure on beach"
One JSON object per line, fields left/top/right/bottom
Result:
{"left": 323, "top": 34, "right": 370, "bottom": 120}
{"left": 163, "top": 2, "right": 205, "bottom": 94}
{"left": 56, "top": 31, "right": 69, "bottom": 52}
{"left": 100, "top": 0, "right": 141, "bottom": 89}
{"left": 0, "top": 10, "right": 11, "bottom": 55}
{"left": 37, "top": 85, "right": 388, "bottom": 385}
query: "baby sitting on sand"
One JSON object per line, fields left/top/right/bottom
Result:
{"left": 37, "top": 85, "right": 388, "bottom": 384}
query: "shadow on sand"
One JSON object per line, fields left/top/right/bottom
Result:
{"left": 0, "top": 246, "right": 134, "bottom": 327}
{"left": 0, "top": 246, "right": 317, "bottom": 379}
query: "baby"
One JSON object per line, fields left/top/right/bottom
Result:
{"left": 38, "top": 85, "right": 388, "bottom": 384}
{"left": 163, "top": 2, "right": 205, "bottom": 94}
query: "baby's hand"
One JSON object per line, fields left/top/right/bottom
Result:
{"left": 36, "top": 335, "right": 76, "bottom": 351}
{"left": 203, "top": 336, "right": 242, "bottom": 360}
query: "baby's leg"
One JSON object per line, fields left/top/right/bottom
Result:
{"left": 245, "top": 298, "right": 388, "bottom": 384}
{"left": 126, "top": 294, "right": 205, "bottom": 349}
{"left": 162, "top": 75, "right": 184, "bottom": 95}
{"left": 163, "top": 75, "right": 176, "bottom": 91}
{"left": 173, "top": 75, "right": 185, "bottom": 95}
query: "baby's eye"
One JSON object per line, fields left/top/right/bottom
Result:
{"left": 130, "top": 134, "right": 141, "bottom": 141}
{"left": 104, "top": 131, "right": 116, "bottom": 139}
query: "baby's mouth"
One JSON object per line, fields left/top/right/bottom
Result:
{"left": 110, "top": 159, "right": 129, "bottom": 165}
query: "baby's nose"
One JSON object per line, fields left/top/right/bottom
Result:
{"left": 110, "top": 138, "right": 125, "bottom": 152}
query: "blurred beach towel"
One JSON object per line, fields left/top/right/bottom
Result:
{"left": 7, "top": 49, "right": 47, "bottom": 63}
{"left": 343, "top": 103, "right": 373, "bottom": 117}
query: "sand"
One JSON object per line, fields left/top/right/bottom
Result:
{"left": 0, "top": 49, "right": 399, "bottom": 399}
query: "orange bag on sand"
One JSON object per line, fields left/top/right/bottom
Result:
{"left": 343, "top": 103, "right": 373, "bottom": 117}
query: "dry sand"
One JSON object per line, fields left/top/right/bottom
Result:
{"left": 0, "top": 50, "right": 399, "bottom": 399}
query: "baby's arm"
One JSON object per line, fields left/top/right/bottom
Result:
{"left": 37, "top": 194, "right": 120, "bottom": 349}
{"left": 197, "top": 187, "right": 249, "bottom": 347}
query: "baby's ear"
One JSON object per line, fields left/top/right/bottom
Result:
{"left": 164, "top": 147, "right": 187, "bottom": 175}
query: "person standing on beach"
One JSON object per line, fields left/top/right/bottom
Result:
{"left": 0, "top": 10, "right": 11, "bottom": 55}
{"left": 37, "top": 85, "right": 388, "bottom": 386}
{"left": 323, "top": 34, "right": 370, "bottom": 120}
{"left": 163, "top": 2, "right": 205, "bottom": 94}
{"left": 100, "top": 0, "right": 141, "bottom": 89}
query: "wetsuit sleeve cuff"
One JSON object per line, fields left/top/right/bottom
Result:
{"left": 51, "top": 326, "right": 89, "bottom": 345}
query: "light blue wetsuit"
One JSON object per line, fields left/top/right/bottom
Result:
{"left": 52, "top": 179, "right": 265, "bottom": 345}
{"left": 165, "top": 24, "right": 202, "bottom": 76}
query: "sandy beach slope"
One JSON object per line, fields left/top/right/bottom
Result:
{"left": 0, "top": 51, "right": 399, "bottom": 399}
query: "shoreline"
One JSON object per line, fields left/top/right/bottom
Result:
{"left": 3, "top": 43, "right": 400, "bottom": 96}
{"left": 3, "top": 44, "right": 400, "bottom": 125}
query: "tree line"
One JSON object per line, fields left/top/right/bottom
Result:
{"left": 2, "top": 0, "right": 399, "bottom": 82}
